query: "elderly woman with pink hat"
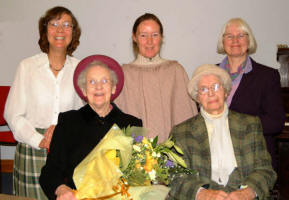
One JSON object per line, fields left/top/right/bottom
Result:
{"left": 167, "top": 64, "right": 276, "bottom": 200}
{"left": 39, "top": 55, "right": 142, "bottom": 200}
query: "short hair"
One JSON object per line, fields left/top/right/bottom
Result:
{"left": 132, "top": 13, "right": 163, "bottom": 57}
{"left": 77, "top": 61, "right": 118, "bottom": 92}
{"left": 188, "top": 64, "right": 232, "bottom": 102}
{"left": 38, "top": 6, "right": 81, "bottom": 56}
{"left": 217, "top": 18, "right": 257, "bottom": 55}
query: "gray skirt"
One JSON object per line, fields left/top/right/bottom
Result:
{"left": 13, "top": 128, "right": 48, "bottom": 200}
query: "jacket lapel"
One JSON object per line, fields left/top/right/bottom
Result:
{"left": 193, "top": 114, "right": 212, "bottom": 177}
{"left": 227, "top": 111, "right": 245, "bottom": 186}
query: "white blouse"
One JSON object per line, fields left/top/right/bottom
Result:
{"left": 4, "top": 53, "right": 83, "bottom": 149}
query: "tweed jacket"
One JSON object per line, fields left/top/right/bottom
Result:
{"left": 168, "top": 110, "right": 276, "bottom": 200}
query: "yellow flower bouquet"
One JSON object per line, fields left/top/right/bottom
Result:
{"left": 72, "top": 124, "right": 193, "bottom": 200}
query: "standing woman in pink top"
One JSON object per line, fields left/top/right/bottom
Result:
{"left": 115, "top": 13, "right": 197, "bottom": 142}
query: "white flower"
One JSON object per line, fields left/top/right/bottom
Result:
{"left": 149, "top": 138, "right": 154, "bottom": 142}
{"left": 116, "top": 169, "right": 123, "bottom": 175}
{"left": 133, "top": 145, "right": 141, "bottom": 152}
{"left": 152, "top": 152, "right": 157, "bottom": 157}
{"left": 156, "top": 153, "right": 161, "bottom": 158}
{"left": 148, "top": 170, "right": 156, "bottom": 180}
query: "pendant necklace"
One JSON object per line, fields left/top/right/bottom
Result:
{"left": 49, "top": 64, "right": 63, "bottom": 71}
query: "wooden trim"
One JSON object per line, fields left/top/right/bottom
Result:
{"left": 0, "top": 159, "right": 13, "bottom": 173}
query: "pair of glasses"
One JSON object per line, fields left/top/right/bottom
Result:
{"left": 223, "top": 33, "right": 248, "bottom": 41}
{"left": 87, "top": 79, "right": 111, "bottom": 88}
{"left": 48, "top": 21, "right": 73, "bottom": 30}
{"left": 198, "top": 83, "right": 221, "bottom": 95}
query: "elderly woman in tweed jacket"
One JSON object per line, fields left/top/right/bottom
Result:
{"left": 168, "top": 64, "right": 276, "bottom": 200}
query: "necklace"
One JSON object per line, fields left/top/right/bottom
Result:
{"left": 49, "top": 64, "right": 64, "bottom": 72}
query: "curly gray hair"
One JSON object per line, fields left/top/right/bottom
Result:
{"left": 77, "top": 61, "right": 118, "bottom": 92}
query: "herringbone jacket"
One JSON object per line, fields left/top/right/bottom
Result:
{"left": 168, "top": 110, "right": 276, "bottom": 200}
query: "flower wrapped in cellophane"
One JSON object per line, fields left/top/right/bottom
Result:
{"left": 73, "top": 124, "right": 194, "bottom": 200}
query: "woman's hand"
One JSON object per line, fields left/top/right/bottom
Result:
{"left": 55, "top": 184, "right": 77, "bottom": 200}
{"left": 39, "top": 125, "right": 56, "bottom": 149}
{"left": 226, "top": 187, "right": 255, "bottom": 200}
{"left": 197, "top": 189, "right": 229, "bottom": 200}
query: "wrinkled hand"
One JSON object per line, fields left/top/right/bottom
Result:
{"left": 39, "top": 125, "right": 56, "bottom": 149}
{"left": 225, "top": 187, "right": 255, "bottom": 200}
{"left": 197, "top": 189, "right": 229, "bottom": 200}
{"left": 55, "top": 184, "right": 77, "bottom": 200}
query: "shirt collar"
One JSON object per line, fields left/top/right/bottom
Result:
{"left": 132, "top": 54, "right": 166, "bottom": 65}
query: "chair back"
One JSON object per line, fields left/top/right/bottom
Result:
{"left": 0, "top": 86, "right": 17, "bottom": 143}
{"left": 0, "top": 86, "right": 10, "bottom": 125}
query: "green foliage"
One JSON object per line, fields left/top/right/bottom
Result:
{"left": 120, "top": 129, "right": 195, "bottom": 186}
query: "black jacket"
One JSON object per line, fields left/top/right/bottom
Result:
{"left": 40, "top": 103, "right": 142, "bottom": 200}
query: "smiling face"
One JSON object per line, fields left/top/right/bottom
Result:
{"left": 82, "top": 65, "right": 116, "bottom": 114}
{"left": 47, "top": 13, "right": 73, "bottom": 52}
{"left": 132, "top": 19, "right": 162, "bottom": 58}
{"left": 223, "top": 23, "right": 249, "bottom": 59}
{"left": 197, "top": 74, "right": 226, "bottom": 115}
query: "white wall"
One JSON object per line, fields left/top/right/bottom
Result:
{"left": 1, "top": 0, "right": 288, "bottom": 158}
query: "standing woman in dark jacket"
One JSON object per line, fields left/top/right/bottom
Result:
{"left": 40, "top": 55, "right": 142, "bottom": 200}
{"left": 216, "top": 18, "right": 285, "bottom": 169}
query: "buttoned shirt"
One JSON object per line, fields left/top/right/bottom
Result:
{"left": 4, "top": 53, "right": 83, "bottom": 149}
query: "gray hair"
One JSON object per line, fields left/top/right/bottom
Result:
{"left": 77, "top": 61, "right": 118, "bottom": 91}
{"left": 217, "top": 18, "right": 257, "bottom": 55}
{"left": 188, "top": 64, "right": 232, "bottom": 101}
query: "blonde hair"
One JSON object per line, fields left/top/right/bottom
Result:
{"left": 217, "top": 18, "right": 257, "bottom": 55}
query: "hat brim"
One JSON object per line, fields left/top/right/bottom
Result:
{"left": 73, "top": 55, "right": 124, "bottom": 102}
{"left": 187, "top": 64, "right": 231, "bottom": 101}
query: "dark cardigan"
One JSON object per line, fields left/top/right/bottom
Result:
{"left": 40, "top": 103, "right": 142, "bottom": 200}
{"left": 227, "top": 58, "right": 285, "bottom": 169}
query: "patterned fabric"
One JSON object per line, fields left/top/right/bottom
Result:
{"left": 219, "top": 56, "right": 252, "bottom": 106}
{"left": 168, "top": 110, "right": 276, "bottom": 200}
{"left": 223, "top": 57, "right": 247, "bottom": 81}
{"left": 13, "top": 128, "right": 48, "bottom": 200}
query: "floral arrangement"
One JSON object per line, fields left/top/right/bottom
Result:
{"left": 73, "top": 125, "right": 193, "bottom": 200}
{"left": 120, "top": 126, "right": 193, "bottom": 186}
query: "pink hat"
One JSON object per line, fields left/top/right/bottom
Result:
{"left": 73, "top": 55, "right": 124, "bottom": 101}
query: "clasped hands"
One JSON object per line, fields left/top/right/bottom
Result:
{"left": 197, "top": 187, "right": 256, "bottom": 200}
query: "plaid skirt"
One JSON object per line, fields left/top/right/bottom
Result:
{"left": 13, "top": 128, "right": 48, "bottom": 200}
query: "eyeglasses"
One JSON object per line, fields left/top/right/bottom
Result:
{"left": 198, "top": 83, "right": 221, "bottom": 95}
{"left": 223, "top": 33, "right": 248, "bottom": 41}
{"left": 48, "top": 21, "right": 73, "bottom": 30}
{"left": 87, "top": 79, "right": 111, "bottom": 88}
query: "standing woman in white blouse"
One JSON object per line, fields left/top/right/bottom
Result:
{"left": 4, "top": 6, "right": 83, "bottom": 200}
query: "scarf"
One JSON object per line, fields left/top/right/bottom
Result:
{"left": 201, "top": 104, "right": 237, "bottom": 186}
{"left": 219, "top": 56, "right": 252, "bottom": 106}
